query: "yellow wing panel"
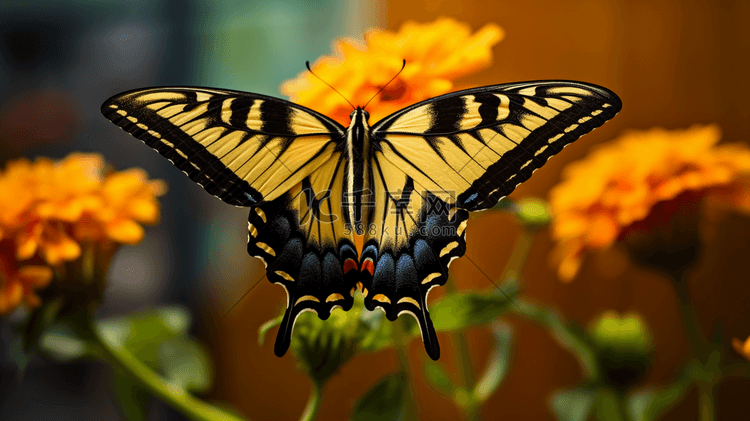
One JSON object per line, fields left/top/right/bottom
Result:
{"left": 371, "top": 81, "right": 622, "bottom": 210}
{"left": 102, "top": 87, "right": 345, "bottom": 206}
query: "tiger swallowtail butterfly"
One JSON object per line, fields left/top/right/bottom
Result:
{"left": 102, "top": 79, "right": 621, "bottom": 360}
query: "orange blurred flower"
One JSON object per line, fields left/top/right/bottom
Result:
{"left": 281, "top": 17, "right": 504, "bottom": 125}
{"left": 0, "top": 242, "right": 52, "bottom": 314}
{"left": 732, "top": 336, "right": 750, "bottom": 361}
{"left": 0, "top": 153, "right": 165, "bottom": 313}
{"left": 549, "top": 125, "right": 750, "bottom": 281}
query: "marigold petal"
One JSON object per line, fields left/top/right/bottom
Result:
{"left": 585, "top": 214, "right": 619, "bottom": 248}
{"left": 42, "top": 235, "right": 82, "bottom": 265}
{"left": 549, "top": 124, "right": 750, "bottom": 281}
{"left": 106, "top": 219, "right": 144, "bottom": 244}
{"left": 17, "top": 265, "right": 54, "bottom": 287}
{"left": 127, "top": 198, "right": 160, "bottom": 223}
{"left": 732, "top": 337, "right": 750, "bottom": 361}
{"left": 0, "top": 281, "right": 23, "bottom": 315}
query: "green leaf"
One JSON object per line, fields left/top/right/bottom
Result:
{"left": 628, "top": 381, "right": 689, "bottom": 421}
{"left": 627, "top": 389, "right": 657, "bottom": 421}
{"left": 111, "top": 368, "right": 151, "bottom": 421}
{"left": 431, "top": 286, "right": 517, "bottom": 332}
{"left": 258, "top": 315, "right": 283, "bottom": 346}
{"left": 424, "top": 361, "right": 454, "bottom": 395}
{"left": 98, "top": 306, "right": 191, "bottom": 369}
{"left": 473, "top": 322, "right": 513, "bottom": 402}
{"left": 550, "top": 387, "right": 596, "bottom": 421}
{"left": 158, "top": 337, "right": 213, "bottom": 393}
{"left": 357, "top": 311, "right": 394, "bottom": 353}
{"left": 593, "top": 388, "right": 625, "bottom": 421}
{"left": 352, "top": 372, "right": 408, "bottom": 421}
{"left": 40, "top": 326, "right": 100, "bottom": 361}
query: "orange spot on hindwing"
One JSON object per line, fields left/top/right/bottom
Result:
{"left": 360, "top": 258, "right": 374, "bottom": 276}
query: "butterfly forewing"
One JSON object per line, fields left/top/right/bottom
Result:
{"left": 371, "top": 81, "right": 622, "bottom": 211}
{"left": 101, "top": 87, "right": 346, "bottom": 206}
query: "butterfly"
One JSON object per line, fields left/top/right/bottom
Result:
{"left": 102, "top": 79, "right": 621, "bottom": 360}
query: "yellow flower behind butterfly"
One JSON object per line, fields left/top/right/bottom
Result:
{"left": 282, "top": 17, "right": 504, "bottom": 125}
{"left": 549, "top": 125, "right": 750, "bottom": 281}
{"left": 0, "top": 153, "right": 166, "bottom": 314}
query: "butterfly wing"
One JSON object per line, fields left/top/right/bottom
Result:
{"left": 361, "top": 155, "right": 468, "bottom": 360}
{"left": 370, "top": 80, "right": 622, "bottom": 210}
{"left": 102, "top": 87, "right": 345, "bottom": 206}
{"left": 363, "top": 81, "right": 621, "bottom": 359}
{"left": 102, "top": 87, "right": 357, "bottom": 356}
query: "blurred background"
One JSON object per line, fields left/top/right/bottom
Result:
{"left": 0, "top": 0, "right": 748, "bottom": 420}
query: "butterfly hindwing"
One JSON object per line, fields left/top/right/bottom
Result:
{"left": 101, "top": 87, "right": 345, "bottom": 206}
{"left": 371, "top": 81, "right": 622, "bottom": 211}
{"left": 359, "top": 150, "right": 469, "bottom": 360}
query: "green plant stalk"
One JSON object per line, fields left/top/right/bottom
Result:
{"left": 444, "top": 278, "right": 479, "bottom": 421}
{"left": 614, "top": 389, "right": 629, "bottom": 421}
{"left": 672, "top": 277, "right": 714, "bottom": 421}
{"left": 672, "top": 277, "right": 706, "bottom": 359}
{"left": 393, "top": 317, "right": 419, "bottom": 420}
{"left": 299, "top": 381, "right": 324, "bottom": 421}
{"left": 698, "top": 382, "right": 714, "bottom": 421}
{"left": 499, "top": 229, "right": 534, "bottom": 282}
{"left": 86, "top": 318, "right": 246, "bottom": 421}
{"left": 510, "top": 299, "right": 599, "bottom": 380}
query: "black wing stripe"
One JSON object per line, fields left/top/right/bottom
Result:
{"left": 371, "top": 81, "right": 622, "bottom": 211}
{"left": 102, "top": 87, "right": 346, "bottom": 206}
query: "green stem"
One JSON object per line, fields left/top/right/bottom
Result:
{"left": 444, "top": 278, "right": 479, "bottom": 421}
{"left": 510, "top": 299, "right": 599, "bottom": 380}
{"left": 672, "top": 274, "right": 717, "bottom": 421}
{"left": 87, "top": 318, "right": 245, "bottom": 421}
{"left": 299, "top": 381, "right": 324, "bottom": 421}
{"left": 672, "top": 277, "right": 706, "bottom": 360}
{"left": 614, "top": 389, "right": 630, "bottom": 421}
{"left": 698, "top": 382, "right": 715, "bottom": 421}
{"left": 393, "top": 317, "right": 419, "bottom": 420}
{"left": 500, "top": 229, "right": 535, "bottom": 282}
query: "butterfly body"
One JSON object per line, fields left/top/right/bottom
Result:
{"left": 102, "top": 80, "right": 621, "bottom": 360}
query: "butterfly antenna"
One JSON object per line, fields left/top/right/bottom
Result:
{"left": 306, "top": 61, "right": 355, "bottom": 110}
{"left": 364, "top": 59, "right": 406, "bottom": 109}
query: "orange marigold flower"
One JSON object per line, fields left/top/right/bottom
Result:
{"left": 281, "top": 17, "right": 504, "bottom": 125}
{"left": 0, "top": 153, "right": 166, "bottom": 267}
{"left": 549, "top": 125, "right": 750, "bottom": 281}
{"left": 0, "top": 242, "right": 53, "bottom": 314}
{"left": 732, "top": 336, "right": 750, "bottom": 361}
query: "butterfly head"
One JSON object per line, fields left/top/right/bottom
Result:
{"left": 350, "top": 108, "right": 370, "bottom": 123}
